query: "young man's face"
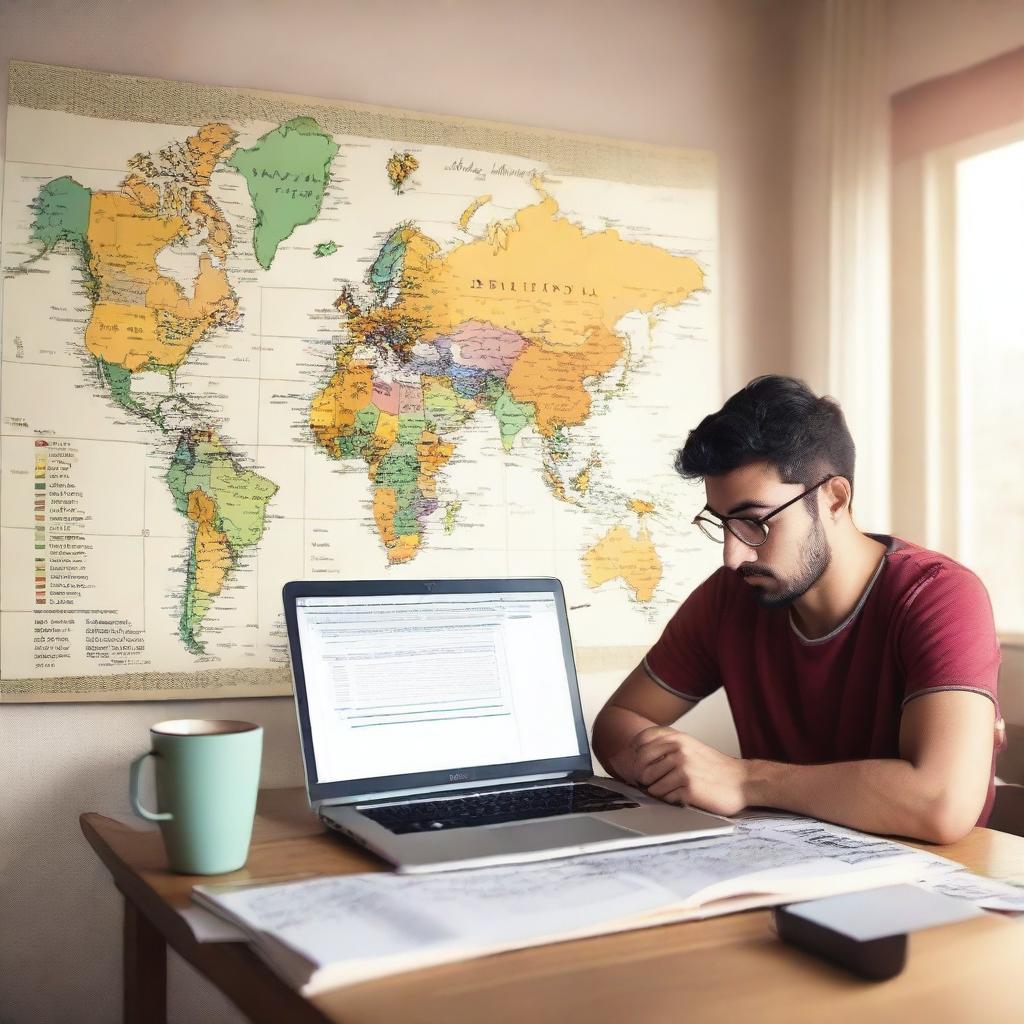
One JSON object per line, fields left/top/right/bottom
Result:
{"left": 702, "top": 462, "right": 831, "bottom": 607}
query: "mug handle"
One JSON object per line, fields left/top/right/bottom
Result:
{"left": 129, "top": 751, "right": 173, "bottom": 822}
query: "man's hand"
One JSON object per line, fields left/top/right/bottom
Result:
{"left": 634, "top": 726, "right": 749, "bottom": 817}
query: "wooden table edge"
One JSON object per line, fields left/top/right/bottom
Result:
{"left": 80, "top": 812, "right": 332, "bottom": 1024}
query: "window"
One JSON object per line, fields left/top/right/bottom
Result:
{"left": 956, "top": 141, "right": 1024, "bottom": 635}
{"left": 892, "top": 112, "right": 1024, "bottom": 641}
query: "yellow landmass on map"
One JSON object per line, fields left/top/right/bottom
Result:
{"left": 87, "top": 193, "right": 184, "bottom": 299}
{"left": 372, "top": 487, "right": 419, "bottom": 562}
{"left": 392, "top": 191, "right": 703, "bottom": 352}
{"left": 459, "top": 194, "right": 492, "bottom": 231}
{"left": 507, "top": 324, "right": 623, "bottom": 435}
{"left": 386, "top": 151, "right": 419, "bottom": 194}
{"left": 572, "top": 466, "right": 591, "bottom": 494}
{"left": 369, "top": 412, "right": 399, "bottom": 472}
{"left": 309, "top": 352, "right": 373, "bottom": 449}
{"left": 629, "top": 499, "right": 655, "bottom": 516}
{"left": 190, "top": 192, "right": 232, "bottom": 262}
{"left": 187, "top": 123, "right": 236, "bottom": 186}
{"left": 415, "top": 432, "right": 455, "bottom": 498}
{"left": 187, "top": 489, "right": 231, "bottom": 596}
{"left": 81, "top": 126, "right": 239, "bottom": 373}
{"left": 583, "top": 524, "right": 663, "bottom": 602}
{"left": 120, "top": 175, "right": 160, "bottom": 211}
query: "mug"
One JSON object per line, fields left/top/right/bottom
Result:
{"left": 129, "top": 719, "right": 263, "bottom": 874}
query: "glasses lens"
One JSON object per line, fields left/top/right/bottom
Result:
{"left": 727, "top": 519, "right": 768, "bottom": 547}
{"left": 694, "top": 516, "right": 724, "bottom": 543}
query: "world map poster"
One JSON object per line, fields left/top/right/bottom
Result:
{"left": 0, "top": 62, "right": 720, "bottom": 701}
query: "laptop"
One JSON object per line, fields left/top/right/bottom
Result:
{"left": 281, "top": 577, "right": 733, "bottom": 873}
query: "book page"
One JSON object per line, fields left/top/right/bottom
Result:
{"left": 193, "top": 814, "right": 940, "bottom": 990}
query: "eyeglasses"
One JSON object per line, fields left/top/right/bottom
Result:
{"left": 691, "top": 475, "right": 836, "bottom": 548}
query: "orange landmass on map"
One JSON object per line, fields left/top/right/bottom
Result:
{"left": 367, "top": 413, "right": 399, "bottom": 475}
{"left": 190, "top": 192, "right": 232, "bottom": 262}
{"left": 85, "top": 252, "right": 237, "bottom": 371}
{"left": 81, "top": 125, "right": 240, "bottom": 373}
{"left": 148, "top": 256, "right": 237, "bottom": 334}
{"left": 506, "top": 324, "right": 623, "bottom": 435}
{"left": 389, "top": 192, "right": 704, "bottom": 353}
{"left": 583, "top": 524, "right": 663, "bottom": 602}
{"left": 373, "top": 487, "right": 397, "bottom": 545}
{"left": 120, "top": 175, "right": 160, "bottom": 211}
{"left": 415, "top": 432, "right": 455, "bottom": 498}
{"left": 309, "top": 354, "right": 374, "bottom": 449}
{"left": 188, "top": 123, "right": 236, "bottom": 186}
{"left": 571, "top": 467, "right": 591, "bottom": 494}
{"left": 372, "top": 487, "right": 420, "bottom": 563}
{"left": 85, "top": 303, "right": 161, "bottom": 372}
{"left": 187, "top": 489, "right": 231, "bottom": 595}
{"left": 86, "top": 192, "right": 184, "bottom": 298}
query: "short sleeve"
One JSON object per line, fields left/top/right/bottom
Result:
{"left": 897, "top": 563, "right": 1001, "bottom": 712}
{"left": 643, "top": 569, "right": 725, "bottom": 702}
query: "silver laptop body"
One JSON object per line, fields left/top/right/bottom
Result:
{"left": 282, "top": 577, "right": 733, "bottom": 873}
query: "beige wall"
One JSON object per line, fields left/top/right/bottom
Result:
{"left": 0, "top": 2, "right": 796, "bottom": 1021}
{"left": 887, "top": 0, "right": 1024, "bottom": 93}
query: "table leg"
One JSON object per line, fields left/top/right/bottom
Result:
{"left": 123, "top": 897, "right": 167, "bottom": 1024}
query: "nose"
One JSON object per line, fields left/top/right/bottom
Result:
{"left": 722, "top": 530, "right": 758, "bottom": 571}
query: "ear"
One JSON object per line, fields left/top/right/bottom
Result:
{"left": 824, "top": 476, "right": 852, "bottom": 519}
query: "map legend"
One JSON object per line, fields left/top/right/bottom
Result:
{"left": 34, "top": 441, "right": 48, "bottom": 604}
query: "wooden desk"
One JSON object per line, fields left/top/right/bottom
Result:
{"left": 82, "top": 787, "right": 1024, "bottom": 1024}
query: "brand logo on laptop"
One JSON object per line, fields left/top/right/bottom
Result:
{"left": 449, "top": 771, "right": 470, "bottom": 782}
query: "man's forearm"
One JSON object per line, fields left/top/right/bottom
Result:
{"left": 745, "top": 757, "right": 980, "bottom": 844}
{"left": 591, "top": 705, "right": 658, "bottom": 784}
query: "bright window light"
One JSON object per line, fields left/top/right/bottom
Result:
{"left": 956, "top": 140, "right": 1024, "bottom": 634}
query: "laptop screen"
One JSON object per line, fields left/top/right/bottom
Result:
{"left": 287, "top": 583, "right": 590, "bottom": 798}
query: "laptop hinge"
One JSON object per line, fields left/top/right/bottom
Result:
{"left": 314, "top": 771, "right": 579, "bottom": 809}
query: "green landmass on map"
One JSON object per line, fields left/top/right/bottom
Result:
{"left": 368, "top": 225, "right": 410, "bottom": 299}
{"left": 227, "top": 117, "right": 339, "bottom": 270}
{"left": 166, "top": 431, "right": 277, "bottom": 654}
{"left": 490, "top": 387, "right": 536, "bottom": 451}
{"left": 443, "top": 501, "right": 461, "bottom": 534}
{"left": 28, "top": 175, "right": 97, "bottom": 292}
{"left": 95, "top": 357, "right": 163, "bottom": 426}
{"left": 30, "top": 175, "right": 91, "bottom": 251}
{"left": 314, "top": 241, "right": 338, "bottom": 258}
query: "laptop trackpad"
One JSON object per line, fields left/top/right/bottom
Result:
{"left": 485, "top": 817, "right": 635, "bottom": 853}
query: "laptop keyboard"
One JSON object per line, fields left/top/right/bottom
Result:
{"left": 358, "top": 782, "right": 640, "bottom": 834}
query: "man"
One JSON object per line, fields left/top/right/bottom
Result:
{"left": 592, "top": 375, "right": 1002, "bottom": 844}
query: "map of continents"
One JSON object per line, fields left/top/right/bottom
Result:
{"left": 1, "top": 66, "right": 717, "bottom": 696}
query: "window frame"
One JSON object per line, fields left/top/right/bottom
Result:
{"left": 891, "top": 118, "right": 1024, "bottom": 646}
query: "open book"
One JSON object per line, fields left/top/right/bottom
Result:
{"left": 192, "top": 816, "right": 951, "bottom": 994}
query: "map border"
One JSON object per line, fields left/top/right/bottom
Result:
{"left": 9, "top": 61, "right": 715, "bottom": 189}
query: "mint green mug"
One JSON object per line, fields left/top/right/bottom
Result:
{"left": 129, "top": 719, "right": 263, "bottom": 874}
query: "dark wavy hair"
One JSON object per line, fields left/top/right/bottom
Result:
{"left": 675, "top": 376, "right": 855, "bottom": 508}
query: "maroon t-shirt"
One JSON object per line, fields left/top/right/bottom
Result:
{"left": 644, "top": 535, "right": 1002, "bottom": 823}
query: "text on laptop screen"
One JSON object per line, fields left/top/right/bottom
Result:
{"left": 295, "top": 592, "right": 583, "bottom": 784}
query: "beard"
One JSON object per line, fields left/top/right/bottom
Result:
{"left": 741, "top": 518, "right": 832, "bottom": 608}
